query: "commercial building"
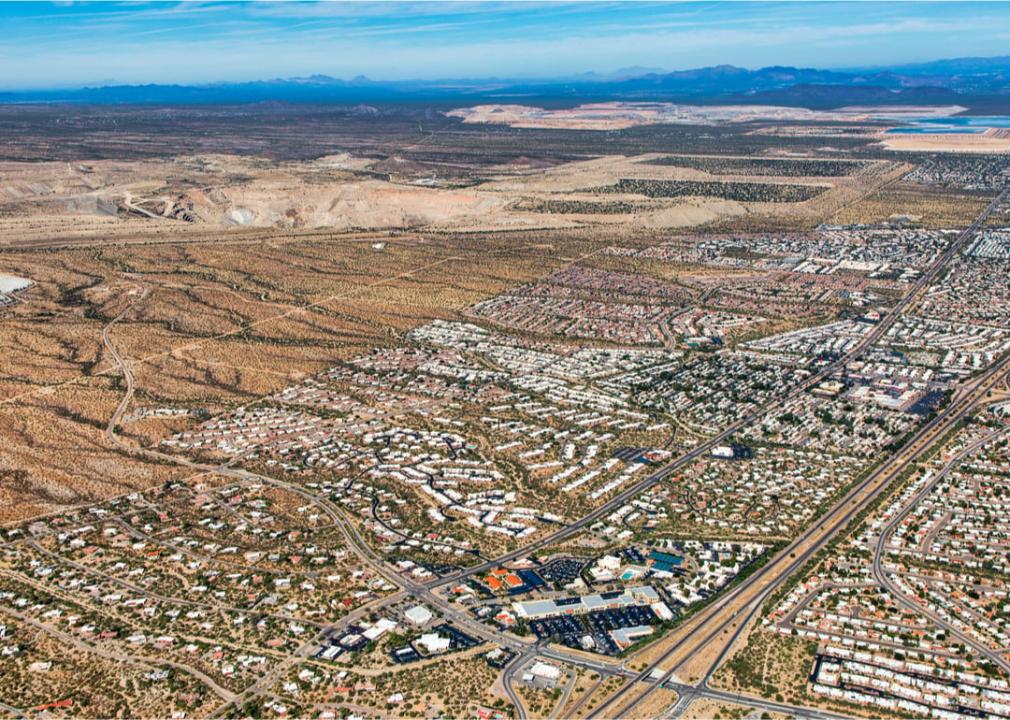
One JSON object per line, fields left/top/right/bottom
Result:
{"left": 512, "top": 586, "right": 660, "bottom": 620}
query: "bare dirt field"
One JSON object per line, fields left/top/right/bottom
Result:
{"left": 0, "top": 146, "right": 884, "bottom": 245}
{"left": 0, "top": 104, "right": 978, "bottom": 532}
{"left": 680, "top": 696, "right": 790, "bottom": 720}
{"left": 447, "top": 101, "right": 964, "bottom": 131}
{"left": 2, "top": 100, "right": 1008, "bottom": 719}
{"left": 879, "top": 131, "right": 1010, "bottom": 153}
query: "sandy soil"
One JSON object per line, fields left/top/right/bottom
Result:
{"left": 680, "top": 696, "right": 790, "bottom": 720}
{"left": 446, "top": 102, "right": 966, "bottom": 131}
{"left": 626, "top": 685, "right": 680, "bottom": 717}
{"left": 879, "top": 132, "right": 1010, "bottom": 153}
{"left": 0, "top": 149, "right": 864, "bottom": 244}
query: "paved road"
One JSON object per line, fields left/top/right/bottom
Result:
{"left": 101, "top": 418, "right": 536, "bottom": 715}
{"left": 687, "top": 686, "right": 861, "bottom": 720}
{"left": 502, "top": 649, "right": 534, "bottom": 720}
{"left": 0, "top": 604, "right": 236, "bottom": 704}
{"left": 588, "top": 187, "right": 1008, "bottom": 719}
{"left": 432, "top": 189, "right": 1008, "bottom": 598}
{"left": 0, "top": 702, "right": 25, "bottom": 719}
{"left": 24, "top": 537, "right": 321, "bottom": 629}
{"left": 601, "top": 349, "right": 1010, "bottom": 720}
{"left": 90, "top": 188, "right": 1007, "bottom": 718}
{"left": 872, "top": 421, "right": 1010, "bottom": 674}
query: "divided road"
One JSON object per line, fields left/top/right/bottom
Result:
{"left": 872, "top": 422, "right": 1010, "bottom": 674}
{"left": 587, "top": 187, "right": 1008, "bottom": 719}
{"left": 432, "top": 188, "right": 1008, "bottom": 597}
{"left": 91, "top": 188, "right": 1007, "bottom": 718}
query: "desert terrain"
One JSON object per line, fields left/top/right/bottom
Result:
{"left": 2, "top": 102, "right": 1009, "bottom": 719}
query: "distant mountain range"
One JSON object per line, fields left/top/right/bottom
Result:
{"left": 5, "top": 55, "right": 1010, "bottom": 109}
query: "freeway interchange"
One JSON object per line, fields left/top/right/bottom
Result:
{"left": 88, "top": 186, "right": 1010, "bottom": 718}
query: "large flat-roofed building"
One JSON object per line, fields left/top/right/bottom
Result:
{"left": 404, "top": 604, "right": 434, "bottom": 626}
{"left": 611, "top": 625, "right": 655, "bottom": 650}
{"left": 512, "top": 585, "right": 660, "bottom": 620}
{"left": 417, "top": 632, "right": 451, "bottom": 654}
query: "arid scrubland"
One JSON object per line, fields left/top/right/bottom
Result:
{"left": 3, "top": 102, "right": 1010, "bottom": 719}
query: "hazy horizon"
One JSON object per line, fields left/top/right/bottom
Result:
{"left": 6, "top": 1, "right": 1010, "bottom": 90}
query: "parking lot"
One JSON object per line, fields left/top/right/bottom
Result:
{"left": 528, "top": 604, "right": 659, "bottom": 656}
{"left": 434, "top": 623, "right": 480, "bottom": 651}
{"left": 537, "top": 557, "right": 587, "bottom": 586}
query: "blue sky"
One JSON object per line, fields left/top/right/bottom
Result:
{"left": 4, "top": 1, "right": 1010, "bottom": 89}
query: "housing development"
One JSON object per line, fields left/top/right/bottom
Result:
{"left": 7, "top": 7, "right": 1010, "bottom": 717}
